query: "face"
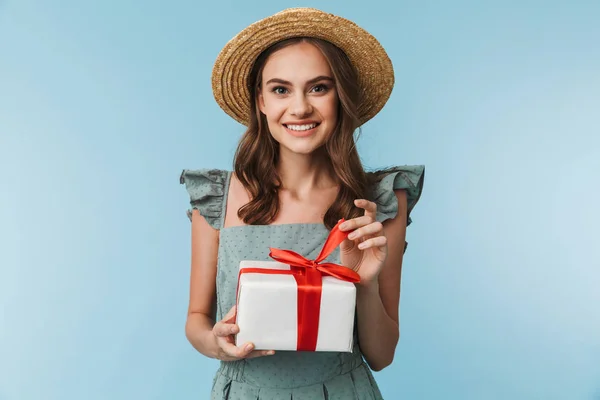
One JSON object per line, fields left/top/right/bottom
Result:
{"left": 258, "top": 41, "right": 339, "bottom": 156}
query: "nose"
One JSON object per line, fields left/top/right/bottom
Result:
{"left": 289, "top": 92, "right": 313, "bottom": 118}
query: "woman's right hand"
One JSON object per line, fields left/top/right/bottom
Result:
{"left": 212, "top": 305, "right": 275, "bottom": 361}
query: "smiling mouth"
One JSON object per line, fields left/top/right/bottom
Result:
{"left": 283, "top": 123, "right": 320, "bottom": 132}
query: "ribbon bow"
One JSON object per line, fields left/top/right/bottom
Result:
{"left": 268, "top": 218, "right": 360, "bottom": 283}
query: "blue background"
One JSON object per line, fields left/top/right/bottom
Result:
{"left": 1, "top": 1, "right": 599, "bottom": 399}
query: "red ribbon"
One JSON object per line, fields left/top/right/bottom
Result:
{"left": 236, "top": 219, "right": 360, "bottom": 351}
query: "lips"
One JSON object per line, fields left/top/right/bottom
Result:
{"left": 283, "top": 122, "right": 320, "bottom": 137}
{"left": 283, "top": 122, "right": 320, "bottom": 131}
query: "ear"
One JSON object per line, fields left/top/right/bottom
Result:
{"left": 257, "top": 89, "right": 266, "bottom": 115}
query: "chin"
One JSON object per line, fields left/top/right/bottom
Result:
{"left": 271, "top": 134, "right": 321, "bottom": 155}
{"left": 281, "top": 144, "right": 322, "bottom": 155}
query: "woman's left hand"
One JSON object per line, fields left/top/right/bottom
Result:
{"left": 339, "top": 199, "right": 388, "bottom": 286}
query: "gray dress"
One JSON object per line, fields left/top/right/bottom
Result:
{"left": 180, "top": 165, "right": 425, "bottom": 400}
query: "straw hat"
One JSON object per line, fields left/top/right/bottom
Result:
{"left": 211, "top": 7, "right": 395, "bottom": 127}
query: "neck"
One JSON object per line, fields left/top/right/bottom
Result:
{"left": 276, "top": 147, "right": 338, "bottom": 197}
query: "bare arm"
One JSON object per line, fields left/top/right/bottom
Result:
{"left": 355, "top": 189, "right": 407, "bottom": 371}
{"left": 184, "top": 209, "right": 221, "bottom": 358}
{"left": 184, "top": 209, "right": 274, "bottom": 360}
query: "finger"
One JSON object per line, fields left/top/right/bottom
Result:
{"left": 246, "top": 349, "right": 276, "bottom": 358}
{"left": 354, "top": 199, "right": 377, "bottom": 218}
{"left": 235, "top": 342, "right": 257, "bottom": 358}
{"left": 347, "top": 221, "right": 384, "bottom": 241}
{"left": 357, "top": 235, "right": 388, "bottom": 251}
{"left": 213, "top": 321, "right": 239, "bottom": 337}
{"left": 339, "top": 216, "right": 373, "bottom": 232}
{"left": 218, "top": 339, "right": 251, "bottom": 359}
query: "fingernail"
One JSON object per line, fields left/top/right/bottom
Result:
{"left": 339, "top": 222, "right": 347, "bottom": 230}
{"left": 267, "top": 350, "right": 275, "bottom": 355}
{"left": 347, "top": 232, "right": 356, "bottom": 240}
{"left": 358, "top": 242, "right": 366, "bottom": 249}
{"left": 245, "top": 343, "right": 254, "bottom": 351}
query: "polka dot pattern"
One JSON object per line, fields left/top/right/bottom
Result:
{"left": 180, "top": 166, "right": 425, "bottom": 399}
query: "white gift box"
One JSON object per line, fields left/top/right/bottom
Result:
{"left": 234, "top": 260, "right": 356, "bottom": 352}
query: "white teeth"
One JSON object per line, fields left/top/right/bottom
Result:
{"left": 286, "top": 123, "right": 317, "bottom": 131}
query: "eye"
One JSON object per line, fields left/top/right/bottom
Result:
{"left": 271, "top": 86, "right": 288, "bottom": 95}
{"left": 311, "top": 84, "right": 329, "bottom": 93}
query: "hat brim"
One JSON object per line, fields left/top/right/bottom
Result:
{"left": 211, "top": 7, "right": 395, "bottom": 127}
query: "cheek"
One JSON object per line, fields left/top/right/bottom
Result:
{"left": 318, "top": 95, "right": 339, "bottom": 120}
{"left": 263, "top": 98, "right": 286, "bottom": 120}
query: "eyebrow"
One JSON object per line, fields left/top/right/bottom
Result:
{"left": 265, "top": 76, "right": 334, "bottom": 86}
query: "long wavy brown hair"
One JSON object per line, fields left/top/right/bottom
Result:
{"left": 233, "top": 37, "right": 395, "bottom": 230}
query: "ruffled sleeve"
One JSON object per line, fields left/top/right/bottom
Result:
{"left": 179, "top": 168, "right": 230, "bottom": 230}
{"left": 371, "top": 165, "right": 425, "bottom": 226}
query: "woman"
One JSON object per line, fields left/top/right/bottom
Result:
{"left": 180, "top": 8, "right": 425, "bottom": 399}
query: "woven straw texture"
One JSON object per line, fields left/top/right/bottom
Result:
{"left": 211, "top": 7, "right": 395, "bottom": 126}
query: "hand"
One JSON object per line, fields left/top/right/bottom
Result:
{"left": 211, "top": 305, "right": 275, "bottom": 361}
{"left": 339, "top": 199, "right": 388, "bottom": 285}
